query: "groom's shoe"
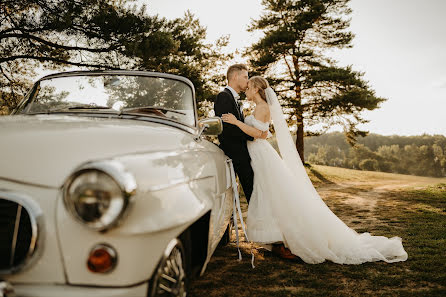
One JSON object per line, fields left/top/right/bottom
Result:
{"left": 272, "top": 244, "right": 298, "bottom": 260}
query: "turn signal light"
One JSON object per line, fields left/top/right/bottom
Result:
{"left": 87, "top": 244, "right": 117, "bottom": 273}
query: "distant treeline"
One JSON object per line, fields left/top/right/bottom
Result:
{"left": 302, "top": 132, "right": 446, "bottom": 177}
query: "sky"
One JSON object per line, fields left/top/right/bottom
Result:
{"left": 145, "top": 0, "right": 446, "bottom": 136}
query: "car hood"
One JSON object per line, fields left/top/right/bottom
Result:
{"left": 0, "top": 115, "right": 197, "bottom": 188}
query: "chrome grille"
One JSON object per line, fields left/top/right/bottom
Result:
{"left": 0, "top": 192, "right": 39, "bottom": 275}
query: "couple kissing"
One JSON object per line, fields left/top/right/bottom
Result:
{"left": 214, "top": 63, "right": 408, "bottom": 265}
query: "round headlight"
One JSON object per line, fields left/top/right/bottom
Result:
{"left": 63, "top": 167, "right": 134, "bottom": 231}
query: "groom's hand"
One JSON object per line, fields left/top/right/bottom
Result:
{"left": 260, "top": 130, "right": 268, "bottom": 139}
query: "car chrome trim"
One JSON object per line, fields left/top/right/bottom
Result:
{"left": 149, "top": 238, "right": 186, "bottom": 297}
{"left": 194, "top": 123, "right": 208, "bottom": 142}
{"left": 14, "top": 70, "right": 199, "bottom": 127}
{"left": 123, "top": 115, "right": 197, "bottom": 134}
{"left": 63, "top": 160, "right": 137, "bottom": 231}
{"left": 0, "top": 176, "right": 57, "bottom": 189}
{"left": 88, "top": 243, "right": 118, "bottom": 273}
{"left": 146, "top": 175, "right": 213, "bottom": 192}
{"left": 195, "top": 117, "right": 223, "bottom": 141}
{"left": 10, "top": 205, "right": 22, "bottom": 267}
{"left": 24, "top": 111, "right": 198, "bottom": 135}
{"left": 75, "top": 161, "right": 138, "bottom": 196}
{"left": 0, "top": 190, "right": 45, "bottom": 275}
{"left": 36, "top": 70, "right": 195, "bottom": 91}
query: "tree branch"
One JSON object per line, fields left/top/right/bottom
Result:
{"left": 282, "top": 54, "right": 296, "bottom": 81}
{"left": 0, "top": 32, "right": 117, "bottom": 53}
{"left": 0, "top": 55, "right": 122, "bottom": 69}
{"left": 0, "top": 65, "right": 13, "bottom": 83}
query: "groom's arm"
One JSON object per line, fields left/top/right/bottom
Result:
{"left": 215, "top": 92, "right": 254, "bottom": 141}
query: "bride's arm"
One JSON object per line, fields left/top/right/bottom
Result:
{"left": 222, "top": 107, "right": 269, "bottom": 139}
{"left": 222, "top": 113, "right": 263, "bottom": 138}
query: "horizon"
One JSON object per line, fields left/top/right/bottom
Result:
{"left": 144, "top": 0, "right": 446, "bottom": 137}
{"left": 305, "top": 130, "right": 446, "bottom": 138}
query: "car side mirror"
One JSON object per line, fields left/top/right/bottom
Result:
{"left": 195, "top": 117, "right": 223, "bottom": 141}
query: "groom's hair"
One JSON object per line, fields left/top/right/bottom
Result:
{"left": 227, "top": 64, "right": 248, "bottom": 82}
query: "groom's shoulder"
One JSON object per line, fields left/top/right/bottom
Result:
{"left": 215, "top": 88, "right": 231, "bottom": 102}
{"left": 218, "top": 88, "right": 231, "bottom": 97}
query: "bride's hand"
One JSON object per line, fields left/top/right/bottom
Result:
{"left": 221, "top": 113, "right": 239, "bottom": 125}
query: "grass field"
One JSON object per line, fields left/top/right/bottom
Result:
{"left": 189, "top": 165, "right": 446, "bottom": 297}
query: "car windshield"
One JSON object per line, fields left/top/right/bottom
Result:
{"left": 17, "top": 74, "right": 196, "bottom": 126}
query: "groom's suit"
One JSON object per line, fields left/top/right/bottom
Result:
{"left": 214, "top": 87, "right": 254, "bottom": 204}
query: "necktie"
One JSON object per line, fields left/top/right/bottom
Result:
{"left": 235, "top": 98, "right": 243, "bottom": 119}
{"left": 237, "top": 100, "right": 244, "bottom": 118}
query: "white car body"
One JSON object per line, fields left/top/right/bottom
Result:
{"left": 0, "top": 71, "right": 233, "bottom": 297}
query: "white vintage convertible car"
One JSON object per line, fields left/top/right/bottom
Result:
{"left": 0, "top": 70, "right": 235, "bottom": 297}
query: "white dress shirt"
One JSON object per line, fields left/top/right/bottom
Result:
{"left": 225, "top": 85, "right": 240, "bottom": 100}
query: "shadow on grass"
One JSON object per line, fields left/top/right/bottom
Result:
{"left": 308, "top": 167, "right": 335, "bottom": 185}
{"left": 190, "top": 183, "right": 446, "bottom": 297}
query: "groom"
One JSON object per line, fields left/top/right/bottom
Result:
{"left": 215, "top": 65, "right": 296, "bottom": 260}
{"left": 214, "top": 64, "right": 266, "bottom": 203}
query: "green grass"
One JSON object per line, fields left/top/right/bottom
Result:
{"left": 189, "top": 166, "right": 446, "bottom": 297}
{"left": 307, "top": 164, "right": 446, "bottom": 187}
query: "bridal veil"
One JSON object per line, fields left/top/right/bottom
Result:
{"left": 264, "top": 87, "right": 408, "bottom": 264}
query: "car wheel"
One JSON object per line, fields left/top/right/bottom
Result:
{"left": 149, "top": 238, "right": 189, "bottom": 297}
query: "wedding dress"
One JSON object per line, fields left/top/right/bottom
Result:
{"left": 244, "top": 89, "right": 408, "bottom": 264}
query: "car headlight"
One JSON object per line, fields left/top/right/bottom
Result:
{"left": 63, "top": 161, "right": 136, "bottom": 231}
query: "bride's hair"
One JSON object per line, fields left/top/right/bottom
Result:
{"left": 249, "top": 76, "right": 269, "bottom": 102}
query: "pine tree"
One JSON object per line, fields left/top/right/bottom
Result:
{"left": 246, "top": 0, "right": 386, "bottom": 161}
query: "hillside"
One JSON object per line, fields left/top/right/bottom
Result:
{"left": 190, "top": 165, "right": 446, "bottom": 296}
{"left": 303, "top": 132, "right": 446, "bottom": 177}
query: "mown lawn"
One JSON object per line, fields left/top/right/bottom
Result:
{"left": 189, "top": 166, "right": 446, "bottom": 297}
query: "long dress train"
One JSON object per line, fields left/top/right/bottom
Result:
{"left": 244, "top": 114, "right": 408, "bottom": 264}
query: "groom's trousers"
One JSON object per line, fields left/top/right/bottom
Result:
{"left": 232, "top": 158, "right": 254, "bottom": 204}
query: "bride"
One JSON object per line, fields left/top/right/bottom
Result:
{"left": 221, "top": 76, "right": 408, "bottom": 264}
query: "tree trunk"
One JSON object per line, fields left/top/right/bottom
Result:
{"left": 294, "top": 78, "right": 305, "bottom": 162}
{"left": 296, "top": 112, "right": 305, "bottom": 162}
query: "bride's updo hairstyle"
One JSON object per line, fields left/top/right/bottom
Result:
{"left": 249, "top": 76, "right": 269, "bottom": 102}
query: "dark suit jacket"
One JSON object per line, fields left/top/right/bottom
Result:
{"left": 214, "top": 88, "right": 253, "bottom": 162}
